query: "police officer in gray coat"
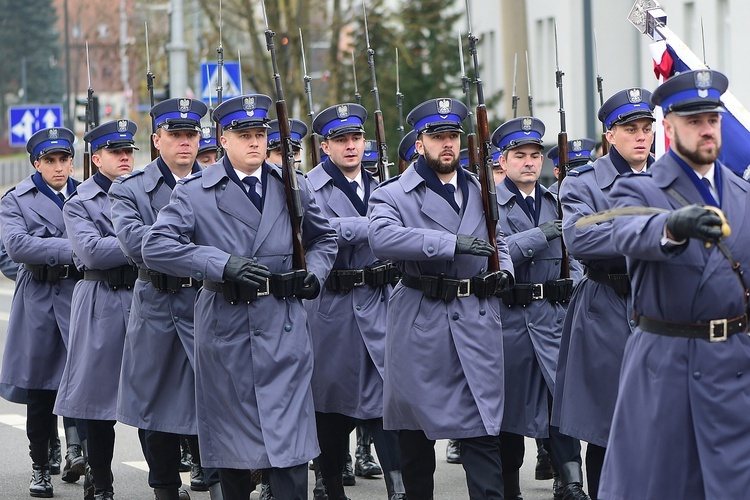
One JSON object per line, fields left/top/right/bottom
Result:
{"left": 141, "top": 94, "right": 337, "bottom": 500}
{"left": 601, "top": 69, "right": 750, "bottom": 500}
{"left": 0, "top": 127, "right": 84, "bottom": 497}
{"left": 54, "top": 120, "right": 139, "bottom": 500}
{"left": 110, "top": 98, "right": 207, "bottom": 500}
{"left": 552, "top": 88, "right": 655, "bottom": 499}
{"left": 492, "top": 117, "right": 586, "bottom": 500}
{"left": 368, "top": 97, "right": 514, "bottom": 499}
{"left": 306, "top": 103, "right": 403, "bottom": 499}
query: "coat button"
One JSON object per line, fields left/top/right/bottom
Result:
{"left": 174, "top": 316, "right": 180, "bottom": 323}
{"left": 528, "top": 322, "right": 535, "bottom": 328}
{"left": 428, "top": 246, "right": 434, "bottom": 253}
{"left": 452, "top": 313, "right": 459, "bottom": 320}
{"left": 284, "top": 324, "right": 292, "bottom": 332}
{"left": 530, "top": 261, "right": 535, "bottom": 267}
{"left": 479, "top": 309, "right": 486, "bottom": 316}
{"left": 195, "top": 272, "right": 203, "bottom": 280}
{"left": 526, "top": 249, "right": 533, "bottom": 256}
{"left": 254, "top": 329, "right": 262, "bottom": 337}
{"left": 692, "top": 371, "right": 701, "bottom": 380}
{"left": 355, "top": 305, "right": 362, "bottom": 311}
{"left": 221, "top": 183, "right": 227, "bottom": 190}
{"left": 345, "top": 230, "right": 352, "bottom": 237}
{"left": 737, "top": 371, "right": 744, "bottom": 378}
{"left": 629, "top": 319, "right": 636, "bottom": 327}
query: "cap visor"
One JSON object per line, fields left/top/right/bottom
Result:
{"left": 225, "top": 120, "right": 270, "bottom": 131}
{"left": 670, "top": 103, "right": 727, "bottom": 116}
{"left": 612, "top": 110, "right": 655, "bottom": 126}
{"left": 421, "top": 124, "right": 464, "bottom": 134}
{"left": 326, "top": 125, "right": 366, "bottom": 138}
{"left": 38, "top": 146, "right": 73, "bottom": 158}
{"left": 503, "top": 139, "right": 544, "bottom": 152}
{"left": 102, "top": 141, "right": 138, "bottom": 151}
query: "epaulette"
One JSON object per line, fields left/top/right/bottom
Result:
{"left": 114, "top": 169, "right": 145, "bottom": 184}
{"left": 374, "top": 174, "right": 401, "bottom": 190}
{"left": 1, "top": 187, "right": 16, "bottom": 199}
{"left": 178, "top": 170, "right": 204, "bottom": 185}
{"left": 566, "top": 163, "right": 595, "bottom": 177}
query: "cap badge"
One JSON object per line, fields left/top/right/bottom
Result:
{"left": 117, "top": 120, "right": 128, "bottom": 132}
{"left": 178, "top": 99, "right": 191, "bottom": 112}
{"left": 47, "top": 128, "right": 59, "bottom": 140}
{"left": 521, "top": 117, "right": 533, "bottom": 132}
{"left": 628, "top": 88, "right": 642, "bottom": 103}
{"left": 336, "top": 104, "right": 349, "bottom": 119}
{"left": 572, "top": 140, "right": 582, "bottom": 152}
{"left": 437, "top": 99, "right": 452, "bottom": 115}
{"left": 365, "top": 139, "right": 377, "bottom": 151}
{"left": 201, "top": 126, "right": 211, "bottom": 139}
{"left": 243, "top": 96, "right": 256, "bottom": 116}
{"left": 695, "top": 70, "right": 712, "bottom": 98}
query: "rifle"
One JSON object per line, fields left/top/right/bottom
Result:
{"left": 145, "top": 22, "right": 158, "bottom": 161}
{"left": 593, "top": 31, "right": 608, "bottom": 155}
{"left": 396, "top": 47, "right": 408, "bottom": 173}
{"left": 511, "top": 53, "right": 518, "bottom": 118}
{"left": 362, "top": 1, "right": 390, "bottom": 182}
{"left": 465, "top": 0, "right": 500, "bottom": 272}
{"left": 458, "top": 30, "right": 479, "bottom": 176}
{"left": 215, "top": 0, "right": 224, "bottom": 160}
{"left": 262, "top": 0, "right": 306, "bottom": 270}
{"left": 526, "top": 51, "right": 534, "bottom": 117}
{"left": 554, "top": 21, "right": 570, "bottom": 279}
{"left": 83, "top": 42, "right": 97, "bottom": 179}
{"left": 351, "top": 52, "right": 361, "bottom": 106}
{"left": 300, "top": 29, "right": 322, "bottom": 167}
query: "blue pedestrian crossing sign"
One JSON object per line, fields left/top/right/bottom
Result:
{"left": 201, "top": 62, "right": 242, "bottom": 105}
{"left": 8, "top": 104, "right": 64, "bottom": 147}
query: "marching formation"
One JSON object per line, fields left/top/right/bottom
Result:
{"left": 2, "top": 2, "right": 750, "bottom": 500}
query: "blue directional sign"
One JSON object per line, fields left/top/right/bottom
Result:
{"left": 201, "top": 62, "right": 242, "bottom": 105}
{"left": 8, "top": 104, "right": 64, "bottom": 147}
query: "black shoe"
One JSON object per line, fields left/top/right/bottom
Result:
{"left": 178, "top": 488, "right": 190, "bottom": 500}
{"left": 29, "top": 465, "right": 53, "bottom": 498}
{"left": 84, "top": 465, "right": 96, "bottom": 500}
{"left": 62, "top": 444, "right": 86, "bottom": 483}
{"left": 445, "top": 439, "right": 461, "bottom": 464}
{"left": 559, "top": 462, "right": 591, "bottom": 500}
{"left": 179, "top": 443, "right": 192, "bottom": 473}
{"left": 189, "top": 463, "right": 208, "bottom": 491}
{"left": 535, "top": 445, "right": 554, "bottom": 480}
{"left": 553, "top": 472, "right": 563, "bottom": 500}
{"left": 94, "top": 492, "right": 114, "bottom": 500}
{"left": 48, "top": 437, "right": 62, "bottom": 475}
{"left": 342, "top": 454, "right": 356, "bottom": 486}
{"left": 354, "top": 444, "right": 382, "bottom": 478}
{"left": 259, "top": 482, "right": 274, "bottom": 500}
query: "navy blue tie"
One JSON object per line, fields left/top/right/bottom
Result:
{"left": 444, "top": 184, "right": 459, "bottom": 213}
{"left": 349, "top": 180, "right": 361, "bottom": 199}
{"left": 242, "top": 177, "right": 262, "bottom": 212}
{"left": 525, "top": 196, "right": 536, "bottom": 222}
{"left": 56, "top": 193, "right": 65, "bottom": 204}
{"left": 702, "top": 177, "right": 716, "bottom": 203}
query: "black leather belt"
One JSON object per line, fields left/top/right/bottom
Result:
{"left": 400, "top": 271, "right": 505, "bottom": 302}
{"left": 636, "top": 313, "right": 748, "bottom": 342}
{"left": 138, "top": 268, "right": 200, "bottom": 292}
{"left": 586, "top": 267, "right": 630, "bottom": 297}
{"left": 25, "top": 264, "right": 82, "bottom": 283}
{"left": 83, "top": 266, "right": 138, "bottom": 291}
{"left": 203, "top": 269, "right": 307, "bottom": 304}
{"left": 325, "top": 261, "right": 400, "bottom": 293}
{"left": 499, "top": 279, "right": 573, "bottom": 307}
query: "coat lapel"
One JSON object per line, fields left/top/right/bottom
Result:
{"left": 252, "top": 167, "right": 286, "bottom": 254}
{"left": 206, "top": 163, "right": 261, "bottom": 231}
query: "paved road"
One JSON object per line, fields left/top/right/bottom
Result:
{"left": 0, "top": 274, "right": 571, "bottom": 499}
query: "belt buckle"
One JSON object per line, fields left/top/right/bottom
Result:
{"left": 181, "top": 277, "right": 193, "bottom": 288}
{"left": 709, "top": 319, "right": 728, "bottom": 342}
{"left": 58, "top": 265, "right": 70, "bottom": 279}
{"left": 353, "top": 269, "right": 365, "bottom": 287}
{"left": 457, "top": 279, "right": 471, "bottom": 298}
{"left": 531, "top": 283, "right": 545, "bottom": 300}
{"left": 257, "top": 277, "right": 270, "bottom": 297}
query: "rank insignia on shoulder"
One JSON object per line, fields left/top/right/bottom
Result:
{"left": 567, "top": 164, "right": 595, "bottom": 177}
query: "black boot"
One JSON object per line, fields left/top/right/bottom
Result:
{"left": 154, "top": 488, "right": 182, "bottom": 500}
{"left": 355, "top": 424, "right": 382, "bottom": 478}
{"left": 384, "top": 470, "right": 407, "bottom": 500}
{"left": 445, "top": 439, "right": 461, "bottom": 464}
{"left": 342, "top": 453, "right": 355, "bottom": 486}
{"left": 190, "top": 463, "right": 208, "bottom": 491}
{"left": 322, "top": 475, "right": 350, "bottom": 500}
{"left": 48, "top": 422, "right": 61, "bottom": 475}
{"left": 178, "top": 488, "right": 190, "bottom": 500}
{"left": 179, "top": 437, "right": 192, "bottom": 472}
{"left": 535, "top": 439, "right": 554, "bottom": 480}
{"left": 29, "top": 464, "right": 53, "bottom": 498}
{"left": 62, "top": 423, "right": 86, "bottom": 483}
{"left": 312, "top": 458, "right": 328, "bottom": 500}
{"left": 559, "top": 462, "right": 591, "bottom": 500}
{"left": 504, "top": 469, "right": 523, "bottom": 500}
{"left": 83, "top": 463, "right": 96, "bottom": 500}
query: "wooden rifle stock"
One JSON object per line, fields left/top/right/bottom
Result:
{"left": 466, "top": 133, "right": 479, "bottom": 176}
{"left": 475, "top": 105, "right": 500, "bottom": 272}
{"left": 309, "top": 133, "right": 322, "bottom": 168}
{"left": 374, "top": 110, "right": 388, "bottom": 182}
{"left": 398, "top": 157, "right": 408, "bottom": 173}
{"left": 276, "top": 103, "right": 307, "bottom": 270}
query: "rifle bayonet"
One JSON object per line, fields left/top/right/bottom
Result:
{"left": 300, "top": 28, "right": 322, "bottom": 167}
{"left": 362, "top": 1, "right": 390, "bottom": 181}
